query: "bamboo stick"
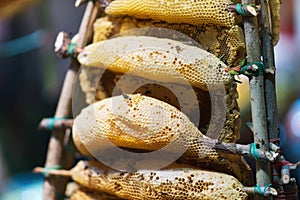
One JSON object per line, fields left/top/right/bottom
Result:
{"left": 258, "top": 0, "right": 280, "bottom": 140}
{"left": 243, "top": 186, "right": 278, "bottom": 196}
{"left": 257, "top": 0, "right": 295, "bottom": 198}
{"left": 241, "top": 0, "right": 273, "bottom": 199}
{"left": 43, "top": 2, "right": 100, "bottom": 199}
{"left": 199, "top": 138, "right": 274, "bottom": 161}
{"left": 228, "top": 4, "right": 259, "bottom": 17}
{"left": 39, "top": 117, "right": 273, "bottom": 161}
{"left": 34, "top": 167, "right": 72, "bottom": 177}
{"left": 38, "top": 118, "right": 73, "bottom": 130}
{"left": 34, "top": 165, "right": 278, "bottom": 197}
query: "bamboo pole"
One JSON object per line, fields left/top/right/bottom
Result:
{"left": 43, "top": 2, "right": 100, "bottom": 199}
{"left": 257, "top": 2, "right": 286, "bottom": 198}
{"left": 258, "top": 0, "right": 280, "bottom": 140}
{"left": 242, "top": 0, "right": 273, "bottom": 199}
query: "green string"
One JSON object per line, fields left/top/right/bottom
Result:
{"left": 235, "top": 4, "right": 256, "bottom": 16}
{"left": 236, "top": 4, "right": 246, "bottom": 15}
{"left": 227, "top": 60, "right": 266, "bottom": 77}
{"left": 248, "top": 143, "right": 260, "bottom": 160}
{"left": 239, "top": 62, "right": 266, "bottom": 76}
{"left": 48, "top": 116, "right": 68, "bottom": 130}
{"left": 42, "top": 165, "right": 61, "bottom": 176}
{"left": 245, "top": 62, "right": 266, "bottom": 75}
{"left": 254, "top": 184, "right": 272, "bottom": 195}
{"left": 67, "top": 43, "right": 77, "bottom": 57}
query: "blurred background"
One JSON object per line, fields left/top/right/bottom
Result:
{"left": 0, "top": 0, "right": 299, "bottom": 199}
{"left": 0, "top": 0, "right": 84, "bottom": 199}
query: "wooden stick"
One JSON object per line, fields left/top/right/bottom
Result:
{"left": 199, "top": 138, "right": 274, "bottom": 161}
{"left": 54, "top": 32, "right": 83, "bottom": 58}
{"left": 43, "top": 2, "right": 100, "bottom": 200}
{"left": 39, "top": 114, "right": 273, "bottom": 161}
{"left": 243, "top": 186, "right": 278, "bottom": 196}
{"left": 269, "top": 142, "right": 280, "bottom": 153}
{"left": 34, "top": 167, "right": 72, "bottom": 177}
{"left": 38, "top": 118, "right": 73, "bottom": 130}
{"left": 242, "top": 0, "right": 273, "bottom": 199}
{"left": 35, "top": 165, "right": 278, "bottom": 197}
{"left": 258, "top": 0, "right": 283, "bottom": 197}
{"left": 258, "top": 0, "right": 280, "bottom": 141}
{"left": 228, "top": 4, "right": 259, "bottom": 16}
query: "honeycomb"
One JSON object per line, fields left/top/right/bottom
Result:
{"left": 103, "top": 74, "right": 205, "bottom": 126}
{"left": 70, "top": 160, "right": 248, "bottom": 200}
{"left": 71, "top": 187, "right": 122, "bottom": 200}
{"left": 69, "top": 0, "right": 279, "bottom": 197}
{"left": 73, "top": 94, "right": 209, "bottom": 151}
{"left": 78, "top": 67, "right": 108, "bottom": 104}
{"left": 78, "top": 67, "right": 240, "bottom": 141}
{"left": 39, "top": 0, "right": 282, "bottom": 198}
{"left": 72, "top": 94, "right": 250, "bottom": 184}
{"left": 105, "top": 0, "right": 280, "bottom": 45}
{"left": 93, "top": 16, "right": 246, "bottom": 66}
{"left": 105, "top": 0, "right": 242, "bottom": 27}
{"left": 219, "top": 82, "right": 240, "bottom": 142}
{"left": 77, "top": 35, "right": 233, "bottom": 91}
{"left": 79, "top": 16, "right": 242, "bottom": 145}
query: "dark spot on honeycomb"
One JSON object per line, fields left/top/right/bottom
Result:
{"left": 113, "top": 182, "right": 122, "bottom": 191}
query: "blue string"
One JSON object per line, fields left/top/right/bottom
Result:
{"left": 48, "top": 116, "right": 68, "bottom": 130}
{"left": 248, "top": 143, "right": 260, "bottom": 160}
{"left": 252, "top": 62, "right": 265, "bottom": 75}
{"left": 254, "top": 184, "right": 263, "bottom": 195}
{"left": 254, "top": 184, "right": 272, "bottom": 195}
{"left": 235, "top": 4, "right": 256, "bottom": 16}
{"left": 42, "top": 165, "right": 61, "bottom": 176}
{"left": 236, "top": 4, "right": 246, "bottom": 15}
{"left": 67, "top": 43, "right": 77, "bottom": 57}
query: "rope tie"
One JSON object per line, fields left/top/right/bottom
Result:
{"left": 254, "top": 184, "right": 272, "bottom": 196}
{"left": 67, "top": 43, "right": 77, "bottom": 57}
{"left": 248, "top": 143, "right": 260, "bottom": 160}
{"left": 235, "top": 4, "right": 257, "bottom": 16}
{"left": 226, "top": 60, "right": 266, "bottom": 77}
{"left": 42, "top": 165, "right": 61, "bottom": 177}
{"left": 244, "top": 62, "right": 265, "bottom": 75}
{"left": 236, "top": 4, "right": 247, "bottom": 16}
{"left": 48, "top": 116, "right": 68, "bottom": 130}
